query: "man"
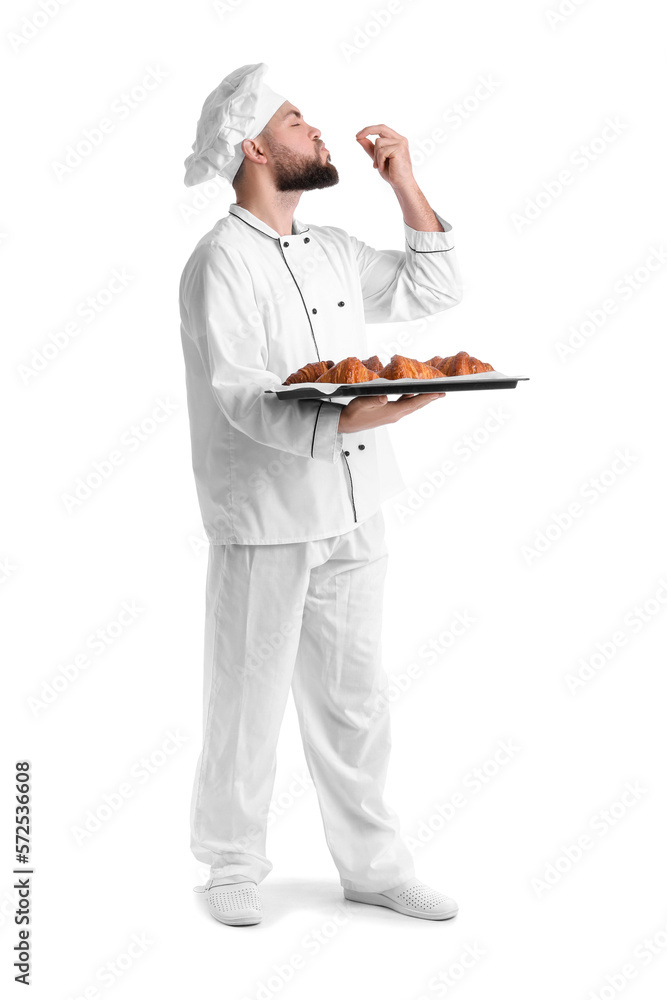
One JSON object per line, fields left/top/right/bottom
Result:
{"left": 179, "top": 63, "right": 463, "bottom": 926}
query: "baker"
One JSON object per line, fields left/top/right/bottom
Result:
{"left": 179, "top": 62, "right": 463, "bottom": 926}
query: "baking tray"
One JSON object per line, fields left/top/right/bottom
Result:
{"left": 267, "top": 370, "right": 529, "bottom": 400}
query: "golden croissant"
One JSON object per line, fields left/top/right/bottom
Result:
{"left": 426, "top": 351, "right": 494, "bottom": 376}
{"left": 284, "top": 350, "right": 495, "bottom": 386}
{"left": 378, "top": 355, "right": 445, "bottom": 380}
{"left": 361, "top": 355, "right": 383, "bottom": 373}
{"left": 315, "top": 357, "right": 381, "bottom": 383}
{"left": 283, "top": 360, "right": 335, "bottom": 385}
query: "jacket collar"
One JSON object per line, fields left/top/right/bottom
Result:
{"left": 228, "top": 203, "right": 309, "bottom": 240}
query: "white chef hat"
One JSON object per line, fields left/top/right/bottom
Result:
{"left": 183, "top": 62, "right": 286, "bottom": 187}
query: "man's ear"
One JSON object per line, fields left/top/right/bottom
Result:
{"left": 240, "top": 136, "right": 268, "bottom": 166}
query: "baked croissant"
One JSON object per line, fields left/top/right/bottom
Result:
{"left": 426, "top": 352, "right": 494, "bottom": 376}
{"left": 361, "top": 355, "right": 383, "bottom": 373}
{"left": 315, "top": 357, "right": 381, "bottom": 383}
{"left": 378, "top": 355, "right": 445, "bottom": 380}
{"left": 283, "top": 360, "right": 335, "bottom": 385}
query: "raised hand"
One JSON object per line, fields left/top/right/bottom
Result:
{"left": 355, "top": 123, "right": 414, "bottom": 188}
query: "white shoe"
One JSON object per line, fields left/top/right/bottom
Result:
{"left": 343, "top": 877, "right": 458, "bottom": 920}
{"left": 195, "top": 876, "right": 262, "bottom": 925}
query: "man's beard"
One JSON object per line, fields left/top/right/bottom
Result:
{"left": 268, "top": 140, "right": 339, "bottom": 191}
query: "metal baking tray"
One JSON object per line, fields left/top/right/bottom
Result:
{"left": 267, "top": 371, "right": 529, "bottom": 400}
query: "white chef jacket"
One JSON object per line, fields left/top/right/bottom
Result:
{"left": 178, "top": 201, "right": 462, "bottom": 544}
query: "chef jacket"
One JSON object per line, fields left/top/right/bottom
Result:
{"left": 178, "top": 201, "right": 462, "bottom": 544}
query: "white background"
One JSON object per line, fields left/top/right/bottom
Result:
{"left": 3, "top": 0, "right": 667, "bottom": 997}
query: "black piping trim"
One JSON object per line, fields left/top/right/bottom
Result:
{"left": 229, "top": 214, "right": 277, "bottom": 240}
{"left": 229, "top": 209, "right": 319, "bottom": 359}
{"left": 406, "top": 243, "right": 455, "bottom": 253}
{"left": 311, "top": 401, "right": 324, "bottom": 458}
{"left": 342, "top": 450, "right": 357, "bottom": 522}
{"left": 278, "top": 244, "right": 320, "bottom": 360}
{"left": 229, "top": 212, "right": 310, "bottom": 240}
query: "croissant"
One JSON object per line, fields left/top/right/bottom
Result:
{"left": 426, "top": 352, "right": 494, "bottom": 376}
{"left": 378, "top": 355, "right": 445, "bottom": 380}
{"left": 283, "top": 360, "right": 335, "bottom": 385}
{"left": 315, "top": 357, "right": 381, "bottom": 383}
{"left": 361, "top": 355, "right": 383, "bottom": 373}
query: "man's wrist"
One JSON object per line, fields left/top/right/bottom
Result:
{"left": 393, "top": 180, "right": 445, "bottom": 232}
{"left": 391, "top": 178, "right": 421, "bottom": 204}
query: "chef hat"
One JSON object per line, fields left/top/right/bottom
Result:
{"left": 183, "top": 62, "right": 286, "bottom": 187}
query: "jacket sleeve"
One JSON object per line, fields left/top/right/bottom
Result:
{"left": 348, "top": 209, "right": 463, "bottom": 323}
{"left": 180, "top": 240, "right": 344, "bottom": 463}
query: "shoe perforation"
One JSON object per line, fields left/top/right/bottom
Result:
{"left": 394, "top": 882, "right": 452, "bottom": 910}
{"left": 207, "top": 884, "right": 262, "bottom": 914}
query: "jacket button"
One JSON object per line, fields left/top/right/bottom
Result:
{"left": 344, "top": 450, "right": 350, "bottom": 456}
{"left": 312, "top": 307, "right": 317, "bottom": 314}
{"left": 358, "top": 444, "right": 365, "bottom": 450}
{"left": 304, "top": 237, "right": 310, "bottom": 243}
{"left": 283, "top": 241, "right": 289, "bottom": 247}
{"left": 338, "top": 301, "right": 345, "bottom": 307}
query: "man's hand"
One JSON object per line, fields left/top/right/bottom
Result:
{"left": 338, "top": 392, "right": 446, "bottom": 433}
{"left": 355, "top": 124, "right": 414, "bottom": 189}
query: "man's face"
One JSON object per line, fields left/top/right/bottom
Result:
{"left": 262, "top": 102, "right": 339, "bottom": 191}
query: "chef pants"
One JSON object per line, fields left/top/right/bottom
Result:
{"left": 189, "top": 508, "right": 416, "bottom": 892}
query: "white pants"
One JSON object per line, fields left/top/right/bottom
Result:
{"left": 189, "top": 508, "right": 416, "bottom": 892}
